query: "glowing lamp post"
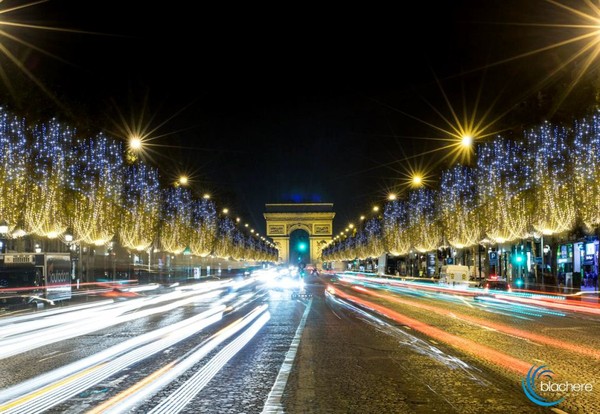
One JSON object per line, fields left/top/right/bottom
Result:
{"left": 0, "top": 220, "right": 8, "bottom": 254}
{"left": 372, "top": 206, "right": 380, "bottom": 218}
{"left": 129, "top": 136, "right": 142, "bottom": 151}
{"left": 64, "top": 231, "right": 75, "bottom": 281}
{"left": 127, "top": 135, "right": 143, "bottom": 163}
{"left": 461, "top": 135, "right": 473, "bottom": 148}
{"left": 412, "top": 175, "right": 422, "bottom": 187}
{"left": 183, "top": 246, "right": 192, "bottom": 278}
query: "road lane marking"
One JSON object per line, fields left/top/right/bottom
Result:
{"left": 147, "top": 311, "right": 271, "bottom": 414}
{"left": 261, "top": 297, "right": 313, "bottom": 414}
{"left": 0, "top": 307, "right": 225, "bottom": 413}
{"left": 342, "top": 286, "right": 600, "bottom": 360}
{"left": 0, "top": 365, "right": 103, "bottom": 412}
{"left": 93, "top": 305, "right": 268, "bottom": 414}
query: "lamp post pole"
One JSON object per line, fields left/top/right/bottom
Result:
{"left": 64, "top": 232, "right": 74, "bottom": 282}
{"left": 478, "top": 244, "right": 482, "bottom": 280}
{"left": 540, "top": 234, "right": 544, "bottom": 288}
{"left": 0, "top": 220, "right": 9, "bottom": 255}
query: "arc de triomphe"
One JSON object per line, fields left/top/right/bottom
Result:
{"left": 264, "top": 203, "right": 335, "bottom": 264}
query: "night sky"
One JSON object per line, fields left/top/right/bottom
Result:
{"left": 2, "top": 0, "right": 598, "bottom": 235}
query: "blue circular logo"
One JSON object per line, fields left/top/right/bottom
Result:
{"left": 522, "top": 364, "right": 565, "bottom": 407}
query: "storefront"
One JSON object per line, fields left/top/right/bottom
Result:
{"left": 578, "top": 238, "right": 598, "bottom": 290}
{"left": 557, "top": 243, "right": 574, "bottom": 288}
{"left": 426, "top": 253, "right": 437, "bottom": 277}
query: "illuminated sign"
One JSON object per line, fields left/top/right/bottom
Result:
{"left": 585, "top": 243, "right": 596, "bottom": 255}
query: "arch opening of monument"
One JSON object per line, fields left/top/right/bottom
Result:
{"left": 264, "top": 203, "right": 335, "bottom": 265}
{"left": 289, "top": 229, "right": 310, "bottom": 267}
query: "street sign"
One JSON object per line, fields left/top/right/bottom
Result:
{"left": 489, "top": 251, "right": 498, "bottom": 266}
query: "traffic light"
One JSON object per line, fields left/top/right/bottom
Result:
{"left": 297, "top": 242, "right": 307, "bottom": 252}
{"left": 513, "top": 253, "right": 524, "bottom": 266}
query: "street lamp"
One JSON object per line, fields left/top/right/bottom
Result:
{"left": 178, "top": 175, "right": 189, "bottom": 186}
{"left": 64, "top": 231, "right": 75, "bottom": 281}
{"left": 461, "top": 135, "right": 473, "bottom": 148}
{"left": 129, "top": 136, "right": 142, "bottom": 151}
{"left": 127, "top": 135, "right": 144, "bottom": 163}
{"left": 457, "top": 134, "right": 475, "bottom": 163}
{"left": 0, "top": 220, "right": 8, "bottom": 254}
{"left": 411, "top": 175, "right": 423, "bottom": 187}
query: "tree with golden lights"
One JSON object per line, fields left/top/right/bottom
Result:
{"left": 383, "top": 200, "right": 412, "bottom": 256}
{"left": 0, "top": 109, "right": 28, "bottom": 235}
{"left": 476, "top": 138, "right": 530, "bottom": 243}
{"left": 213, "top": 217, "right": 236, "bottom": 259}
{"left": 383, "top": 199, "right": 411, "bottom": 256}
{"left": 119, "top": 163, "right": 161, "bottom": 251}
{"left": 189, "top": 198, "right": 217, "bottom": 257}
{"left": 408, "top": 188, "right": 442, "bottom": 253}
{"left": 160, "top": 187, "right": 193, "bottom": 254}
{"left": 437, "top": 165, "right": 480, "bottom": 249}
{"left": 24, "top": 120, "right": 72, "bottom": 239}
{"left": 573, "top": 112, "right": 600, "bottom": 233}
{"left": 231, "top": 229, "right": 247, "bottom": 260}
{"left": 70, "top": 134, "right": 123, "bottom": 246}
{"left": 527, "top": 123, "right": 575, "bottom": 236}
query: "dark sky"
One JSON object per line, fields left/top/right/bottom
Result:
{"left": 2, "top": 0, "right": 597, "bottom": 236}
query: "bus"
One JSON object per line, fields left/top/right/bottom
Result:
{"left": 438, "top": 265, "right": 477, "bottom": 288}
{"left": 0, "top": 253, "right": 71, "bottom": 309}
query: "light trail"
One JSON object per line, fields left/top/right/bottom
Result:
{"left": 0, "top": 306, "right": 226, "bottom": 413}
{"left": 338, "top": 272, "right": 600, "bottom": 316}
{"left": 0, "top": 299, "right": 114, "bottom": 330}
{"left": 262, "top": 298, "right": 313, "bottom": 414}
{"left": 0, "top": 283, "right": 231, "bottom": 359}
{"left": 348, "top": 285, "right": 600, "bottom": 360}
{"left": 325, "top": 291, "right": 483, "bottom": 381}
{"left": 92, "top": 304, "right": 269, "bottom": 414}
{"left": 328, "top": 286, "right": 537, "bottom": 376}
{"left": 495, "top": 293, "right": 600, "bottom": 316}
{"left": 147, "top": 309, "right": 270, "bottom": 414}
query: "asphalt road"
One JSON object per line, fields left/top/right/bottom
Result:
{"left": 0, "top": 274, "right": 597, "bottom": 413}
